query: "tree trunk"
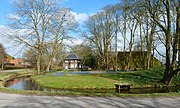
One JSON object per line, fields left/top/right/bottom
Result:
{"left": 151, "top": 43, "right": 155, "bottom": 67}
{"left": 1, "top": 56, "right": 4, "bottom": 70}
{"left": 37, "top": 37, "right": 43, "bottom": 74}
{"left": 176, "top": 1, "right": 180, "bottom": 73}
{"left": 46, "top": 40, "right": 58, "bottom": 72}
{"left": 127, "top": 31, "right": 133, "bottom": 70}
{"left": 123, "top": 14, "right": 127, "bottom": 70}
{"left": 37, "top": 50, "right": 41, "bottom": 75}
{"left": 162, "top": 68, "right": 180, "bottom": 85}
{"left": 145, "top": 16, "right": 149, "bottom": 69}
{"left": 139, "top": 19, "right": 143, "bottom": 52}
{"left": 147, "top": 23, "right": 155, "bottom": 69}
{"left": 115, "top": 15, "right": 118, "bottom": 71}
{"left": 127, "top": 21, "right": 138, "bottom": 70}
{"left": 46, "top": 59, "right": 52, "bottom": 72}
{"left": 162, "top": 0, "right": 171, "bottom": 85}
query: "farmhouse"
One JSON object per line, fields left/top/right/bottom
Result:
{"left": 117, "top": 51, "right": 162, "bottom": 70}
{"left": 3, "top": 58, "right": 23, "bottom": 66}
{"left": 63, "top": 53, "right": 82, "bottom": 70}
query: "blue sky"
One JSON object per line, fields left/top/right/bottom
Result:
{"left": 0, "top": 0, "right": 120, "bottom": 25}
{"left": 62, "top": 0, "right": 120, "bottom": 13}
{"left": 0, "top": 0, "right": 12, "bottom": 25}
{"left": 0, "top": 0, "right": 120, "bottom": 57}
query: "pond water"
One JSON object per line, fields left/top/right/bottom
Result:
{"left": 51, "top": 71, "right": 130, "bottom": 76}
{"left": 4, "top": 77, "right": 180, "bottom": 94}
{"left": 51, "top": 71, "right": 105, "bottom": 76}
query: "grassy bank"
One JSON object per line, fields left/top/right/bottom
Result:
{"left": 0, "top": 87, "right": 180, "bottom": 97}
{"left": 0, "top": 68, "right": 179, "bottom": 97}
{"left": 95, "top": 67, "right": 180, "bottom": 88}
{"left": 0, "top": 69, "right": 36, "bottom": 87}
{"left": 33, "top": 67, "right": 180, "bottom": 89}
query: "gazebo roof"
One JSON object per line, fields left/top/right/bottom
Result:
{"left": 64, "top": 53, "right": 81, "bottom": 60}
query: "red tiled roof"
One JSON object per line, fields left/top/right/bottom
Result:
{"left": 3, "top": 58, "right": 23, "bottom": 65}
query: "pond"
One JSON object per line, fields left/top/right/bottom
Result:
{"left": 4, "top": 77, "right": 180, "bottom": 94}
{"left": 51, "top": 71, "right": 129, "bottom": 76}
{"left": 51, "top": 71, "right": 105, "bottom": 76}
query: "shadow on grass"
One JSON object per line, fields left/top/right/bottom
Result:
{"left": 130, "top": 73, "right": 162, "bottom": 81}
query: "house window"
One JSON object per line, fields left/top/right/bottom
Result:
{"left": 74, "top": 63, "right": 77, "bottom": 68}
{"left": 65, "top": 65, "right": 68, "bottom": 69}
{"left": 70, "top": 64, "right": 74, "bottom": 68}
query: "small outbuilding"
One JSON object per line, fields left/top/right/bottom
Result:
{"left": 63, "top": 53, "right": 82, "bottom": 70}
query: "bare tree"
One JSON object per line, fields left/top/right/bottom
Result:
{"left": 23, "top": 47, "right": 37, "bottom": 68}
{"left": 0, "top": 43, "right": 5, "bottom": 70}
{"left": 71, "top": 44, "right": 97, "bottom": 69}
{"left": 118, "top": 1, "right": 129, "bottom": 70}
{"left": 84, "top": 5, "right": 117, "bottom": 70}
{"left": 45, "top": 8, "right": 78, "bottom": 72}
{"left": 7, "top": 0, "right": 59, "bottom": 74}
{"left": 143, "top": 0, "right": 180, "bottom": 85}
{"left": 6, "top": 0, "right": 76, "bottom": 74}
{"left": 116, "top": 0, "right": 137, "bottom": 70}
{"left": 127, "top": 14, "right": 138, "bottom": 70}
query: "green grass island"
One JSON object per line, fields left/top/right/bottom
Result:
{"left": 1, "top": 67, "right": 179, "bottom": 97}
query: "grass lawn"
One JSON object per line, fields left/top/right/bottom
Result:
{"left": 0, "top": 72, "right": 13, "bottom": 81}
{"left": 0, "top": 67, "right": 179, "bottom": 97}
{"left": 32, "top": 67, "right": 180, "bottom": 89}
{"left": 94, "top": 67, "right": 180, "bottom": 88}
{"left": 32, "top": 74, "right": 118, "bottom": 89}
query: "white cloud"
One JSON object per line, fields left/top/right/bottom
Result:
{"left": 71, "top": 11, "right": 89, "bottom": 23}
{"left": 0, "top": 24, "right": 31, "bottom": 58}
{"left": 0, "top": 25, "right": 9, "bottom": 42}
{"left": 7, "top": 13, "right": 20, "bottom": 20}
{"left": 64, "top": 38, "right": 83, "bottom": 46}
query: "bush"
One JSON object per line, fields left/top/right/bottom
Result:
{"left": 56, "top": 68, "right": 64, "bottom": 71}
{"left": 4, "top": 65, "right": 33, "bottom": 70}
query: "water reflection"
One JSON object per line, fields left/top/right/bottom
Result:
{"left": 4, "top": 77, "right": 180, "bottom": 94}
{"left": 5, "top": 77, "right": 41, "bottom": 90}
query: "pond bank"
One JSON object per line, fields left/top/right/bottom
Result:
{"left": 4, "top": 76, "right": 180, "bottom": 94}
{"left": 32, "top": 67, "right": 180, "bottom": 90}
{"left": 30, "top": 68, "right": 180, "bottom": 95}
{"left": 0, "top": 69, "right": 36, "bottom": 87}
{"left": 0, "top": 68, "right": 180, "bottom": 97}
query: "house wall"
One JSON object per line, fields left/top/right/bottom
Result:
{"left": 63, "top": 60, "right": 82, "bottom": 69}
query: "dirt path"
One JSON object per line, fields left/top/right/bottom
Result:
{"left": 0, "top": 93, "right": 179, "bottom": 108}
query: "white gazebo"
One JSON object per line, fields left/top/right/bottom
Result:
{"left": 63, "top": 53, "right": 82, "bottom": 70}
